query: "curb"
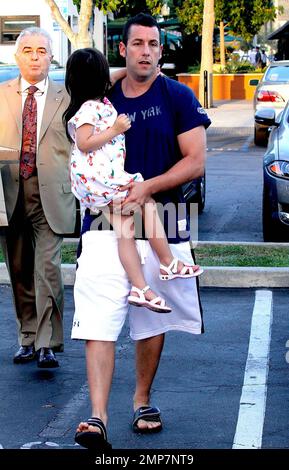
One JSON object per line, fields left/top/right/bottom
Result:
{"left": 207, "top": 126, "right": 252, "bottom": 137}
{"left": 1, "top": 263, "right": 289, "bottom": 288}
{"left": 200, "top": 266, "right": 289, "bottom": 288}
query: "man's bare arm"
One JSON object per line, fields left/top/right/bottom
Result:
{"left": 121, "top": 126, "right": 206, "bottom": 209}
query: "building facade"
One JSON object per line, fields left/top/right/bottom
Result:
{"left": 274, "top": 0, "right": 289, "bottom": 29}
{"left": 0, "top": 0, "right": 78, "bottom": 66}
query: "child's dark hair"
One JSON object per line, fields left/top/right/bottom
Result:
{"left": 63, "top": 48, "right": 111, "bottom": 142}
{"left": 122, "top": 13, "right": 161, "bottom": 46}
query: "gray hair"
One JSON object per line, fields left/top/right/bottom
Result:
{"left": 15, "top": 27, "right": 53, "bottom": 54}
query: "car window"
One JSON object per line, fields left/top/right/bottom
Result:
{"left": 264, "top": 65, "right": 289, "bottom": 83}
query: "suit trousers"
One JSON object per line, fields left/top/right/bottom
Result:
{"left": 0, "top": 175, "right": 64, "bottom": 351}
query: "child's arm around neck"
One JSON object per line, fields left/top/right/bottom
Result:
{"left": 110, "top": 68, "right": 126, "bottom": 86}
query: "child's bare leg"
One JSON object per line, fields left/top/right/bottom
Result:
{"left": 143, "top": 198, "right": 200, "bottom": 274}
{"left": 102, "top": 208, "right": 158, "bottom": 302}
{"left": 143, "top": 198, "right": 173, "bottom": 266}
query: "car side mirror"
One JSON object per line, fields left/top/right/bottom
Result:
{"left": 255, "top": 108, "right": 278, "bottom": 127}
{"left": 249, "top": 79, "right": 259, "bottom": 86}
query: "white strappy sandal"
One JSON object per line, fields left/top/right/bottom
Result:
{"left": 128, "top": 285, "right": 171, "bottom": 313}
{"left": 159, "top": 258, "right": 204, "bottom": 281}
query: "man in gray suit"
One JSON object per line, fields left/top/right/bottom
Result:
{"left": 0, "top": 27, "right": 77, "bottom": 368}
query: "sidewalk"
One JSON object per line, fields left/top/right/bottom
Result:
{"left": 206, "top": 99, "right": 254, "bottom": 136}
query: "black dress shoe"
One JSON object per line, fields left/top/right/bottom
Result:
{"left": 13, "top": 345, "right": 36, "bottom": 364}
{"left": 37, "top": 348, "right": 59, "bottom": 368}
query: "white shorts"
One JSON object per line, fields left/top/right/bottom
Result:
{"left": 71, "top": 230, "right": 203, "bottom": 341}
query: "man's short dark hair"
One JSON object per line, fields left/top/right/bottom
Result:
{"left": 122, "top": 13, "right": 161, "bottom": 45}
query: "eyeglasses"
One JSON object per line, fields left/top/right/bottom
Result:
{"left": 20, "top": 49, "right": 50, "bottom": 58}
{"left": 17, "top": 90, "right": 45, "bottom": 97}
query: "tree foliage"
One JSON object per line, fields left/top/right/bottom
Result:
{"left": 72, "top": 0, "right": 163, "bottom": 15}
{"left": 176, "top": 0, "right": 204, "bottom": 34}
{"left": 177, "top": 0, "right": 280, "bottom": 41}
{"left": 72, "top": 1, "right": 127, "bottom": 14}
{"left": 110, "top": 0, "right": 164, "bottom": 17}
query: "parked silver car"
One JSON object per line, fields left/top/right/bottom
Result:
{"left": 256, "top": 101, "right": 289, "bottom": 241}
{"left": 250, "top": 60, "right": 289, "bottom": 146}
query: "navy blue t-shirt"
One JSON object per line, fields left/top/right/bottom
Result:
{"left": 82, "top": 75, "right": 211, "bottom": 243}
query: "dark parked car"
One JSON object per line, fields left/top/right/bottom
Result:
{"left": 256, "top": 103, "right": 289, "bottom": 241}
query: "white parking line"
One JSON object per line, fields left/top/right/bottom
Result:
{"left": 207, "top": 147, "right": 241, "bottom": 151}
{"left": 241, "top": 135, "right": 254, "bottom": 152}
{"left": 233, "top": 289, "right": 273, "bottom": 449}
{"left": 20, "top": 441, "right": 42, "bottom": 449}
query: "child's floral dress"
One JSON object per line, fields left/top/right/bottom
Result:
{"left": 68, "top": 98, "right": 143, "bottom": 209}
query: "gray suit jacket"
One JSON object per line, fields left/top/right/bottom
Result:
{"left": 0, "top": 76, "right": 77, "bottom": 234}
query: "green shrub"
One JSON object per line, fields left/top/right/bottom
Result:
{"left": 187, "top": 65, "right": 200, "bottom": 73}
{"left": 222, "top": 60, "right": 255, "bottom": 74}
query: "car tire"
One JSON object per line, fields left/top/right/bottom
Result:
{"left": 196, "top": 174, "right": 206, "bottom": 214}
{"left": 254, "top": 125, "right": 268, "bottom": 147}
{"left": 262, "top": 187, "right": 289, "bottom": 242}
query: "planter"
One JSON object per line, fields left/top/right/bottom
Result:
{"left": 177, "top": 73, "right": 263, "bottom": 100}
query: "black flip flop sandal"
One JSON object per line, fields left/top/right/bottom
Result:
{"left": 75, "top": 417, "right": 112, "bottom": 450}
{"left": 132, "top": 406, "right": 163, "bottom": 434}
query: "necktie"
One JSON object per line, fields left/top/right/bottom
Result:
{"left": 20, "top": 85, "right": 38, "bottom": 179}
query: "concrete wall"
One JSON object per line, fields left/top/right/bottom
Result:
{"left": 177, "top": 73, "right": 263, "bottom": 100}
